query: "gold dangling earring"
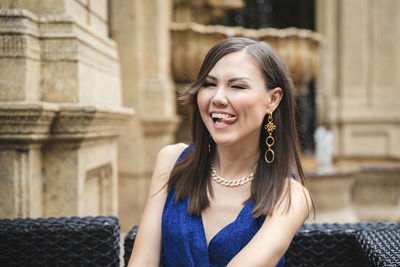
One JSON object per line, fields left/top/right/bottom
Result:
{"left": 208, "top": 136, "right": 211, "bottom": 153}
{"left": 264, "top": 112, "right": 276, "bottom": 163}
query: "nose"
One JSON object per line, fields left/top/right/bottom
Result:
{"left": 211, "top": 87, "right": 228, "bottom": 107}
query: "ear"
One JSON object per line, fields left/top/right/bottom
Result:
{"left": 266, "top": 87, "right": 283, "bottom": 113}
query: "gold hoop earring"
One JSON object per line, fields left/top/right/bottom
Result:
{"left": 264, "top": 112, "right": 276, "bottom": 163}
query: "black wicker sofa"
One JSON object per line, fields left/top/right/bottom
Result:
{"left": 0, "top": 216, "right": 121, "bottom": 267}
{"left": 124, "top": 222, "right": 400, "bottom": 267}
{"left": 0, "top": 216, "right": 398, "bottom": 267}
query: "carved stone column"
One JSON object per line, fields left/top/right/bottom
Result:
{"left": 0, "top": 2, "right": 133, "bottom": 219}
{"left": 111, "top": 0, "right": 179, "bottom": 232}
{"left": 0, "top": 103, "right": 57, "bottom": 218}
{"left": 41, "top": 105, "right": 131, "bottom": 217}
{"left": 140, "top": 0, "right": 180, "bottom": 151}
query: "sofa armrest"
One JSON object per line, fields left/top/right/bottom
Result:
{"left": 0, "top": 216, "right": 121, "bottom": 266}
{"left": 356, "top": 226, "right": 400, "bottom": 266}
{"left": 284, "top": 222, "right": 398, "bottom": 267}
{"left": 124, "top": 225, "right": 138, "bottom": 266}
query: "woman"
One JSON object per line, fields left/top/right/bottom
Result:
{"left": 128, "top": 38, "right": 313, "bottom": 267}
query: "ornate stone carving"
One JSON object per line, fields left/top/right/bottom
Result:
{"left": 0, "top": 3, "right": 130, "bottom": 222}
{"left": 0, "top": 103, "right": 133, "bottom": 142}
{"left": 0, "top": 9, "right": 39, "bottom": 37}
{"left": 258, "top": 28, "right": 322, "bottom": 92}
{"left": 0, "top": 35, "right": 26, "bottom": 56}
{"left": 0, "top": 8, "right": 119, "bottom": 73}
{"left": 51, "top": 104, "right": 134, "bottom": 140}
{"left": 170, "top": 22, "right": 323, "bottom": 93}
{"left": 0, "top": 11, "right": 41, "bottom": 59}
{"left": 0, "top": 102, "right": 58, "bottom": 141}
{"left": 173, "top": 0, "right": 244, "bottom": 24}
{"left": 41, "top": 39, "right": 78, "bottom": 60}
{"left": 207, "top": 0, "right": 244, "bottom": 9}
{"left": 170, "top": 22, "right": 226, "bottom": 82}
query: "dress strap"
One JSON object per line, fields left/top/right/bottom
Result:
{"left": 176, "top": 145, "right": 190, "bottom": 161}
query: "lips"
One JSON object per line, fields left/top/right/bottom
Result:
{"left": 210, "top": 112, "right": 237, "bottom": 125}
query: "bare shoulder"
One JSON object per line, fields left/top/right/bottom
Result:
{"left": 283, "top": 177, "right": 312, "bottom": 216}
{"left": 150, "top": 143, "right": 188, "bottom": 191}
{"left": 157, "top": 143, "right": 188, "bottom": 162}
{"left": 289, "top": 178, "right": 311, "bottom": 202}
{"left": 155, "top": 143, "right": 188, "bottom": 172}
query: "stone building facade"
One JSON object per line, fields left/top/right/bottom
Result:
{"left": 312, "top": 0, "right": 400, "bottom": 223}
{"left": 316, "top": 0, "right": 400, "bottom": 159}
{"left": 0, "top": 0, "right": 179, "bottom": 232}
{"left": 0, "top": 0, "right": 132, "bottom": 220}
{"left": 110, "top": 0, "right": 180, "bottom": 232}
{"left": 1, "top": 0, "right": 399, "bottom": 232}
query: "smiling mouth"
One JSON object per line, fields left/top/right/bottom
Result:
{"left": 210, "top": 112, "right": 237, "bottom": 124}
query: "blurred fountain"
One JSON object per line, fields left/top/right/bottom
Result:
{"left": 170, "top": 22, "right": 323, "bottom": 94}
{"left": 314, "top": 126, "right": 334, "bottom": 174}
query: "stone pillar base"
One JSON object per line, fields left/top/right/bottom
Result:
{"left": 307, "top": 170, "right": 357, "bottom": 223}
{"left": 0, "top": 102, "right": 133, "bottom": 219}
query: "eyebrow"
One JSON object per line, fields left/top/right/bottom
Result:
{"left": 206, "top": 75, "right": 251, "bottom": 83}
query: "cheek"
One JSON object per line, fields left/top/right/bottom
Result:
{"left": 197, "top": 90, "right": 210, "bottom": 116}
{"left": 237, "top": 93, "right": 268, "bottom": 114}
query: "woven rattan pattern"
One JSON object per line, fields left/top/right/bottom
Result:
{"left": 284, "top": 222, "right": 399, "bottom": 267}
{"left": 124, "top": 226, "right": 138, "bottom": 266}
{"left": 124, "top": 222, "right": 399, "bottom": 267}
{"left": 356, "top": 227, "right": 400, "bottom": 266}
{"left": 0, "top": 216, "right": 120, "bottom": 267}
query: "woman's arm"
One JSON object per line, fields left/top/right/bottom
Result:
{"left": 227, "top": 178, "right": 312, "bottom": 267}
{"left": 127, "top": 143, "right": 187, "bottom": 267}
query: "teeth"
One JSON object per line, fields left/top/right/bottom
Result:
{"left": 211, "top": 113, "right": 233, "bottom": 119}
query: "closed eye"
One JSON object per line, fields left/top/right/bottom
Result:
{"left": 202, "top": 82, "right": 217, "bottom": 87}
{"left": 232, "top": 85, "right": 247, "bottom": 89}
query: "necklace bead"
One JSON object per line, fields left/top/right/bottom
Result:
{"left": 210, "top": 163, "right": 254, "bottom": 187}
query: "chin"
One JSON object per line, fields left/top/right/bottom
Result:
{"left": 211, "top": 135, "right": 239, "bottom": 146}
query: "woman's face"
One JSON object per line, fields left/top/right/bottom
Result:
{"left": 197, "top": 51, "right": 273, "bottom": 147}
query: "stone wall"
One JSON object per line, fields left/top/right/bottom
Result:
{"left": 307, "top": 163, "right": 400, "bottom": 223}
{"left": 316, "top": 0, "right": 400, "bottom": 158}
{"left": 110, "top": 0, "right": 180, "bottom": 232}
{"left": 2, "top": 0, "right": 399, "bottom": 230}
{"left": 0, "top": 1, "right": 132, "bottom": 219}
{"left": 312, "top": 0, "right": 400, "bottom": 223}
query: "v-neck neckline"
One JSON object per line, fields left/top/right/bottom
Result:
{"left": 199, "top": 201, "right": 252, "bottom": 249}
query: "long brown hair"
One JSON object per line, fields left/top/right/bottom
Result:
{"left": 168, "top": 37, "right": 312, "bottom": 217}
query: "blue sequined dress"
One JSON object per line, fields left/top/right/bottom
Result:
{"left": 161, "top": 149, "right": 285, "bottom": 267}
